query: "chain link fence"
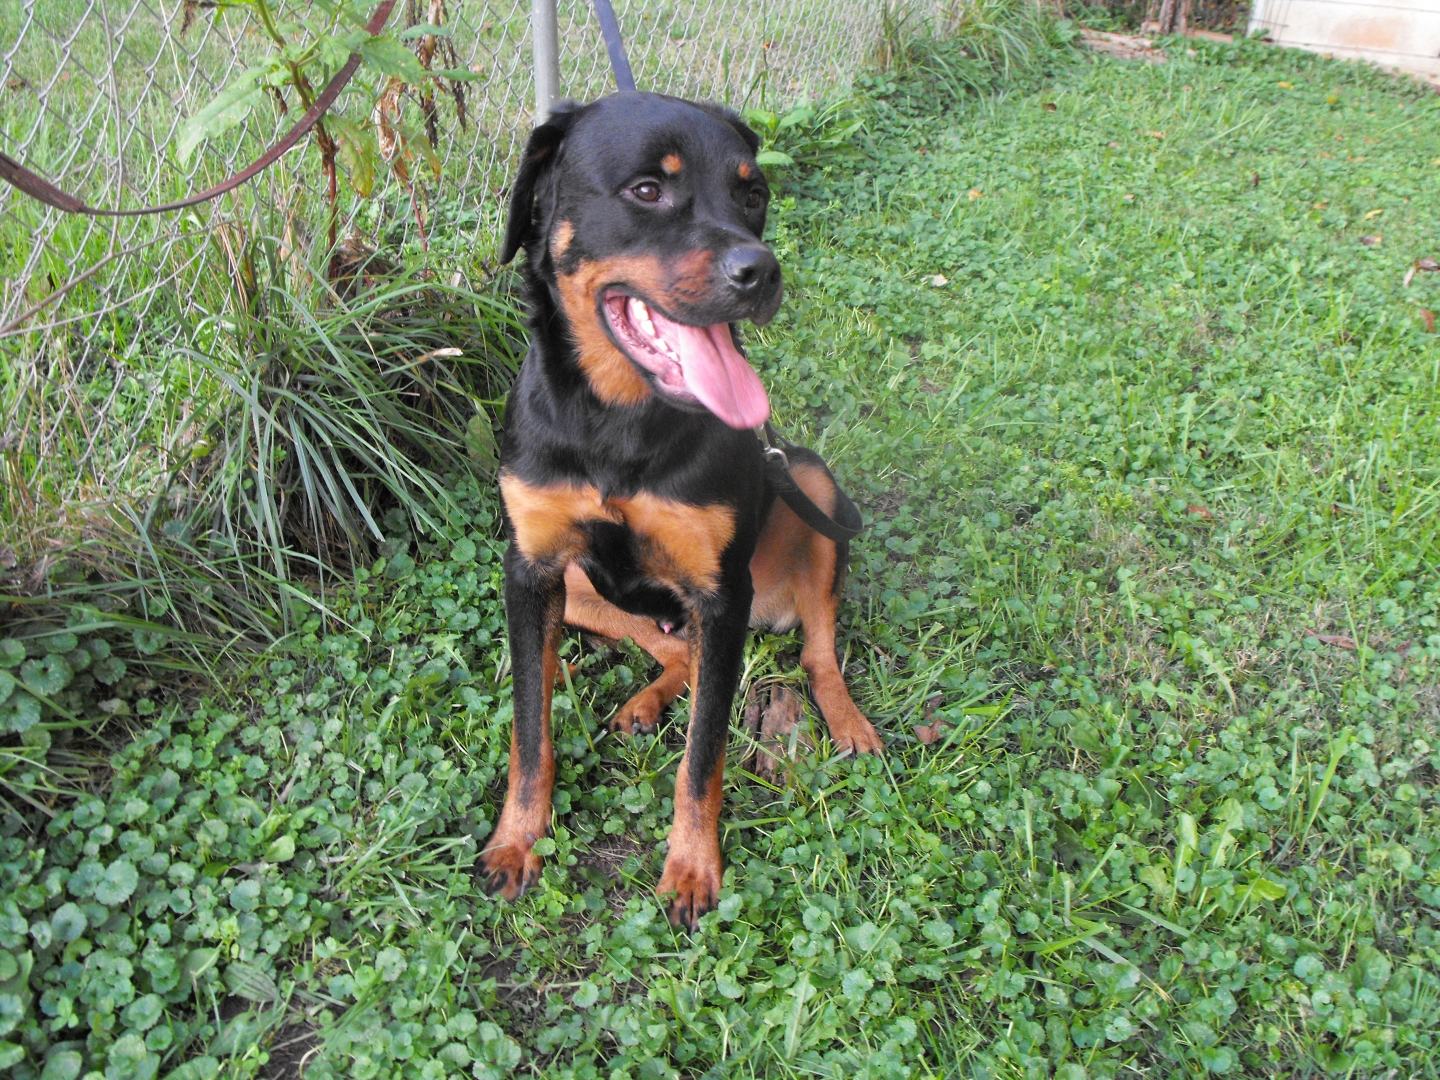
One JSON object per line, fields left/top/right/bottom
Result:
{"left": 0, "top": 0, "right": 907, "bottom": 351}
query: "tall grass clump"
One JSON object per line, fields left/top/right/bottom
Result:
{"left": 0, "top": 234, "right": 523, "bottom": 815}
{"left": 878, "top": 0, "right": 1075, "bottom": 101}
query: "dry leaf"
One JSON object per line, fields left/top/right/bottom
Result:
{"left": 1108, "top": 141, "right": 1121, "bottom": 149}
{"left": 1404, "top": 266, "right": 1416, "bottom": 288}
{"left": 1415, "top": 257, "right": 1439, "bottom": 272}
{"left": 747, "top": 686, "right": 809, "bottom": 780}
{"left": 1043, "top": 102, "right": 1058, "bottom": 111}
{"left": 1360, "top": 235, "right": 1382, "bottom": 246}
{"left": 1421, "top": 308, "right": 1436, "bottom": 333}
{"left": 1186, "top": 505, "right": 1214, "bottom": 519}
{"left": 913, "top": 722, "right": 949, "bottom": 744}
{"left": 373, "top": 80, "right": 403, "bottom": 163}
{"left": 968, "top": 188, "right": 983, "bottom": 200}
{"left": 1123, "top": 193, "right": 1135, "bottom": 201}
{"left": 927, "top": 274, "right": 948, "bottom": 287}
{"left": 1307, "top": 631, "right": 1357, "bottom": 650}
{"left": 1145, "top": 130, "right": 1165, "bottom": 139}
{"left": 1363, "top": 208, "right": 1384, "bottom": 220}
{"left": 914, "top": 696, "right": 948, "bottom": 744}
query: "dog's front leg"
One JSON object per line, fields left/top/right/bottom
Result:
{"left": 658, "top": 556, "right": 754, "bottom": 930}
{"left": 483, "top": 545, "right": 564, "bottom": 900}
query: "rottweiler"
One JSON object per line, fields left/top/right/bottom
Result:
{"left": 483, "top": 90, "right": 883, "bottom": 929}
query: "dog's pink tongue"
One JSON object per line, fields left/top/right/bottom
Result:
{"left": 668, "top": 320, "right": 770, "bottom": 429}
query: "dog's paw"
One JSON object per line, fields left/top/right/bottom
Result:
{"left": 480, "top": 841, "right": 542, "bottom": 901}
{"left": 829, "top": 714, "right": 884, "bottom": 756}
{"left": 610, "top": 690, "right": 662, "bottom": 736}
{"left": 657, "top": 845, "right": 722, "bottom": 931}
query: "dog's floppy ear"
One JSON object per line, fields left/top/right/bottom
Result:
{"left": 693, "top": 100, "right": 761, "bottom": 156}
{"left": 500, "top": 100, "right": 582, "bottom": 265}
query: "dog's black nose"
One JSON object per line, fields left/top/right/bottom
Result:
{"left": 721, "top": 245, "right": 780, "bottom": 295}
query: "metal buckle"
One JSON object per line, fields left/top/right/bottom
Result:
{"left": 762, "top": 444, "right": 789, "bottom": 469}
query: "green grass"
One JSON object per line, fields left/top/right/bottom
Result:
{"left": 5, "top": 33, "right": 1440, "bottom": 1080}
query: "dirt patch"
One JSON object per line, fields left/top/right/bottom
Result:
{"left": 573, "top": 833, "right": 645, "bottom": 885}
{"left": 1080, "top": 29, "right": 1168, "bottom": 63}
{"left": 261, "top": 1023, "right": 322, "bottom": 1080}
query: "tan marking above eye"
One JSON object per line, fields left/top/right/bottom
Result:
{"left": 738, "top": 161, "right": 753, "bottom": 180}
{"left": 662, "top": 153, "right": 684, "bottom": 175}
{"left": 550, "top": 220, "right": 574, "bottom": 260}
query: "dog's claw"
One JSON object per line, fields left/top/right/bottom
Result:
{"left": 831, "top": 719, "right": 884, "bottom": 756}
{"left": 657, "top": 850, "right": 722, "bottom": 931}
{"left": 480, "top": 843, "right": 542, "bottom": 901}
{"left": 610, "top": 689, "right": 663, "bottom": 736}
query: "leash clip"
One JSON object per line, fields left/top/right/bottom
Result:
{"left": 762, "top": 444, "right": 789, "bottom": 470}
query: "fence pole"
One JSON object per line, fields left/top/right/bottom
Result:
{"left": 532, "top": 0, "right": 561, "bottom": 122}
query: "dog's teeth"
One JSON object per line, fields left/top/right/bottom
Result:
{"left": 630, "top": 299, "right": 660, "bottom": 339}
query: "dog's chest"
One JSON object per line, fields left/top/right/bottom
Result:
{"left": 500, "top": 473, "right": 735, "bottom": 593}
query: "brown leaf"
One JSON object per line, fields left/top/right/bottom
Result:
{"left": 1422, "top": 308, "right": 1436, "bottom": 334}
{"left": 913, "top": 721, "right": 950, "bottom": 745}
{"left": 914, "top": 695, "right": 949, "bottom": 744}
{"left": 373, "top": 80, "right": 403, "bottom": 163}
{"left": 1043, "top": 102, "right": 1057, "bottom": 111}
{"left": 748, "top": 686, "right": 809, "bottom": 780}
{"left": 1404, "top": 266, "right": 1417, "bottom": 288}
{"left": 1186, "top": 505, "right": 1214, "bottom": 519}
{"left": 1416, "top": 257, "right": 1440, "bottom": 272}
{"left": 1307, "top": 631, "right": 1357, "bottom": 650}
{"left": 1360, "top": 234, "right": 1382, "bottom": 246}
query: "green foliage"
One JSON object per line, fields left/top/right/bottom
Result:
{"left": 877, "top": 0, "right": 1076, "bottom": 102}
{"left": 7, "top": 27, "right": 1440, "bottom": 1080}
{"left": 176, "top": 0, "right": 474, "bottom": 204}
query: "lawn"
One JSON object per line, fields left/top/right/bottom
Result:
{"left": 5, "top": 31, "right": 1440, "bottom": 1080}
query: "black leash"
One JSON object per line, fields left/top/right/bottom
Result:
{"left": 592, "top": 0, "right": 637, "bottom": 92}
{"left": 759, "top": 426, "right": 863, "bottom": 543}
{"left": 589, "top": 1, "right": 861, "bottom": 544}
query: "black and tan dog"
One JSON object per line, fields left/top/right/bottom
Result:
{"left": 483, "top": 91, "right": 883, "bottom": 929}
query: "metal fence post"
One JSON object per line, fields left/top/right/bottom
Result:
{"left": 532, "top": 0, "right": 561, "bottom": 122}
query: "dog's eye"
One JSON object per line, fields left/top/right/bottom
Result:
{"left": 745, "top": 190, "right": 765, "bottom": 210}
{"left": 632, "top": 182, "right": 662, "bottom": 203}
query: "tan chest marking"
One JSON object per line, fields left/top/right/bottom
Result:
{"left": 501, "top": 474, "right": 735, "bottom": 591}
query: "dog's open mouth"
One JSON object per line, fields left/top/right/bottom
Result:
{"left": 602, "top": 290, "right": 770, "bottom": 430}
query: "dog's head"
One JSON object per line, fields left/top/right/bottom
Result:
{"left": 501, "top": 92, "right": 780, "bottom": 429}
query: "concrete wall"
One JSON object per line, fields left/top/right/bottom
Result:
{"left": 1249, "top": 0, "right": 1440, "bottom": 78}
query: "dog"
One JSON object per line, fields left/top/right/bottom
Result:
{"left": 482, "top": 91, "right": 883, "bottom": 929}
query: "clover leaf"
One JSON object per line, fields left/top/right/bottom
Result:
{"left": 228, "top": 879, "right": 260, "bottom": 913}
{"left": 21, "top": 654, "right": 73, "bottom": 696}
{"left": 94, "top": 656, "right": 128, "bottom": 686}
{"left": 376, "top": 946, "right": 407, "bottom": 982}
{"left": 39, "top": 1049, "right": 83, "bottom": 1080}
{"left": 94, "top": 859, "right": 139, "bottom": 906}
{"left": 122, "top": 992, "right": 165, "bottom": 1031}
{"left": 0, "top": 691, "right": 39, "bottom": 734}
{"left": 51, "top": 902, "right": 87, "bottom": 942}
{"left": 0, "top": 640, "right": 20, "bottom": 668}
